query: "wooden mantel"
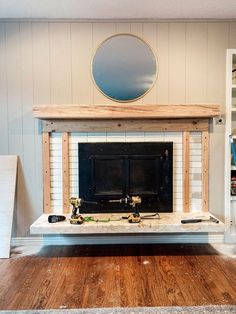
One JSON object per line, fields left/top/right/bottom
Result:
{"left": 33, "top": 104, "right": 220, "bottom": 120}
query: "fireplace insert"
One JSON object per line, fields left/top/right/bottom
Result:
{"left": 78, "top": 142, "right": 173, "bottom": 213}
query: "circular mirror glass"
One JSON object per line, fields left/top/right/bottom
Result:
{"left": 92, "top": 34, "right": 157, "bottom": 102}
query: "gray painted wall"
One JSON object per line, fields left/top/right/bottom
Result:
{"left": 0, "top": 21, "right": 236, "bottom": 237}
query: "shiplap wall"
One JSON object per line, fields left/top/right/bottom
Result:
{"left": 1, "top": 21, "right": 236, "bottom": 236}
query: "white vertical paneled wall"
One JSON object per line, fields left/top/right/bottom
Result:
{"left": 1, "top": 21, "right": 236, "bottom": 235}
{"left": 49, "top": 132, "right": 202, "bottom": 213}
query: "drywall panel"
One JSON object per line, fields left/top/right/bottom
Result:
{"left": 0, "top": 156, "right": 17, "bottom": 258}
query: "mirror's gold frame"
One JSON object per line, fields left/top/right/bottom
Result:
{"left": 91, "top": 33, "right": 158, "bottom": 103}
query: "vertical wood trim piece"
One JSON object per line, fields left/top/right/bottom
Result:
{"left": 183, "top": 131, "right": 190, "bottom": 212}
{"left": 42, "top": 132, "right": 51, "bottom": 213}
{"left": 202, "top": 131, "right": 209, "bottom": 212}
{"left": 62, "top": 132, "right": 70, "bottom": 213}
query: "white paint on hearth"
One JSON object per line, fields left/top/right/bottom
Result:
{"left": 0, "top": 0, "right": 236, "bottom": 20}
{"left": 11, "top": 233, "right": 225, "bottom": 249}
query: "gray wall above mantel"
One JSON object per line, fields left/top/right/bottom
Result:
{"left": 0, "top": 21, "right": 235, "bottom": 237}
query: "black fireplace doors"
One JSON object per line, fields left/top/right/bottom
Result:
{"left": 78, "top": 142, "right": 173, "bottom": 213}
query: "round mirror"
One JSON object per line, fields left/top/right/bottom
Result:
{"left": 92, "top": 34, "right": 157, "bottom": 102}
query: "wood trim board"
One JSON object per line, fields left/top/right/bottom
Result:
{"left": 42, "top": 118, "right": 209, "bottom": 133}
{"left": 42, "top": 132, "right": 51, "bottom": 214}
{"left": 183, "top": 132, "right": 190, "bottom": 212}
{"left": 202, "top": 131, "right": 209, "bottom": 212}
{"left": 62, "top": 133, "right": 70, "bottom": 213}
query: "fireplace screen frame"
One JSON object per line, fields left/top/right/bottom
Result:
{"left": 78, "top": 142, "right": 173, "bottom": 213}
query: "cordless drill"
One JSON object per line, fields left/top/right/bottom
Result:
{"left": 109, "top": 195, "right": 142, "bottom": 223}
{"left": 70, "top": 197, "right": 98, "bottom": 225}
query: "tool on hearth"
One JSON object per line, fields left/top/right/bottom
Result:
{"left": 141, "top": 213, "right": 160, "bottom": 220}
{"left": 109, "top": 195, "right": 142, "bottom": 223}
{"left": 181, "top": 215, "right": 219, "bottom": 224}
{"left": 48, "top": 215, "right": 66, "bottom": 223}
{"left": 69, "top": 197, "right": 98, "bottom": 225}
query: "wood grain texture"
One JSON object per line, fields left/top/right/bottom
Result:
{"left": 202, "top": 131, "right": 209, "bottom": 212}
{"left": 0, "top": 244, "right": 236, "bottom": 309}
{"left": 62, "top": 133, "right": 70, "bottom": 213}
{"left": 33, "top": 104, "right": 221, "bottom": 119}
{"left": 42, "top": 132, "right": 51, "bottom": 213}
{"left": 183, "top": 132, "right": 190, "bottom": 212}
{"left": 42, "top": 118, "right": 209, "bottom": 133}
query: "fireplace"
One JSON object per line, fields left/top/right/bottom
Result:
{"left": 78, "top": 142, "right": 173, "bottom": 213}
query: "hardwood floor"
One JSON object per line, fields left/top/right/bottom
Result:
{"left": 0, "top": 244, "right": 235, "bottom": 310}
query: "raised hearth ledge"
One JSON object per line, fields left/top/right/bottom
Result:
{"left": 30, "top": 212, "right": 224, "bottom": 235}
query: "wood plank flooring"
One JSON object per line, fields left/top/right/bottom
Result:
{"left": 0, "top": 244, "right": 235, "bottom": 310}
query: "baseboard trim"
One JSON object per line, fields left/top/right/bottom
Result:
{"left": 11, "top": 233, "right": 225, "bottom": 247}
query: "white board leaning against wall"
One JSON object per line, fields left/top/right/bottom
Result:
{"left": 0, "top": 156, "right": 17, "bottom": 258}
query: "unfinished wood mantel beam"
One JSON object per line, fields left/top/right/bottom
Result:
{"left": 33, "top": 104, "right": 221, "bottom": 120}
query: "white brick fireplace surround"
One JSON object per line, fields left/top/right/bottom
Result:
{"left": 29, "top": 103, "right": 225, "bottom": 241}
